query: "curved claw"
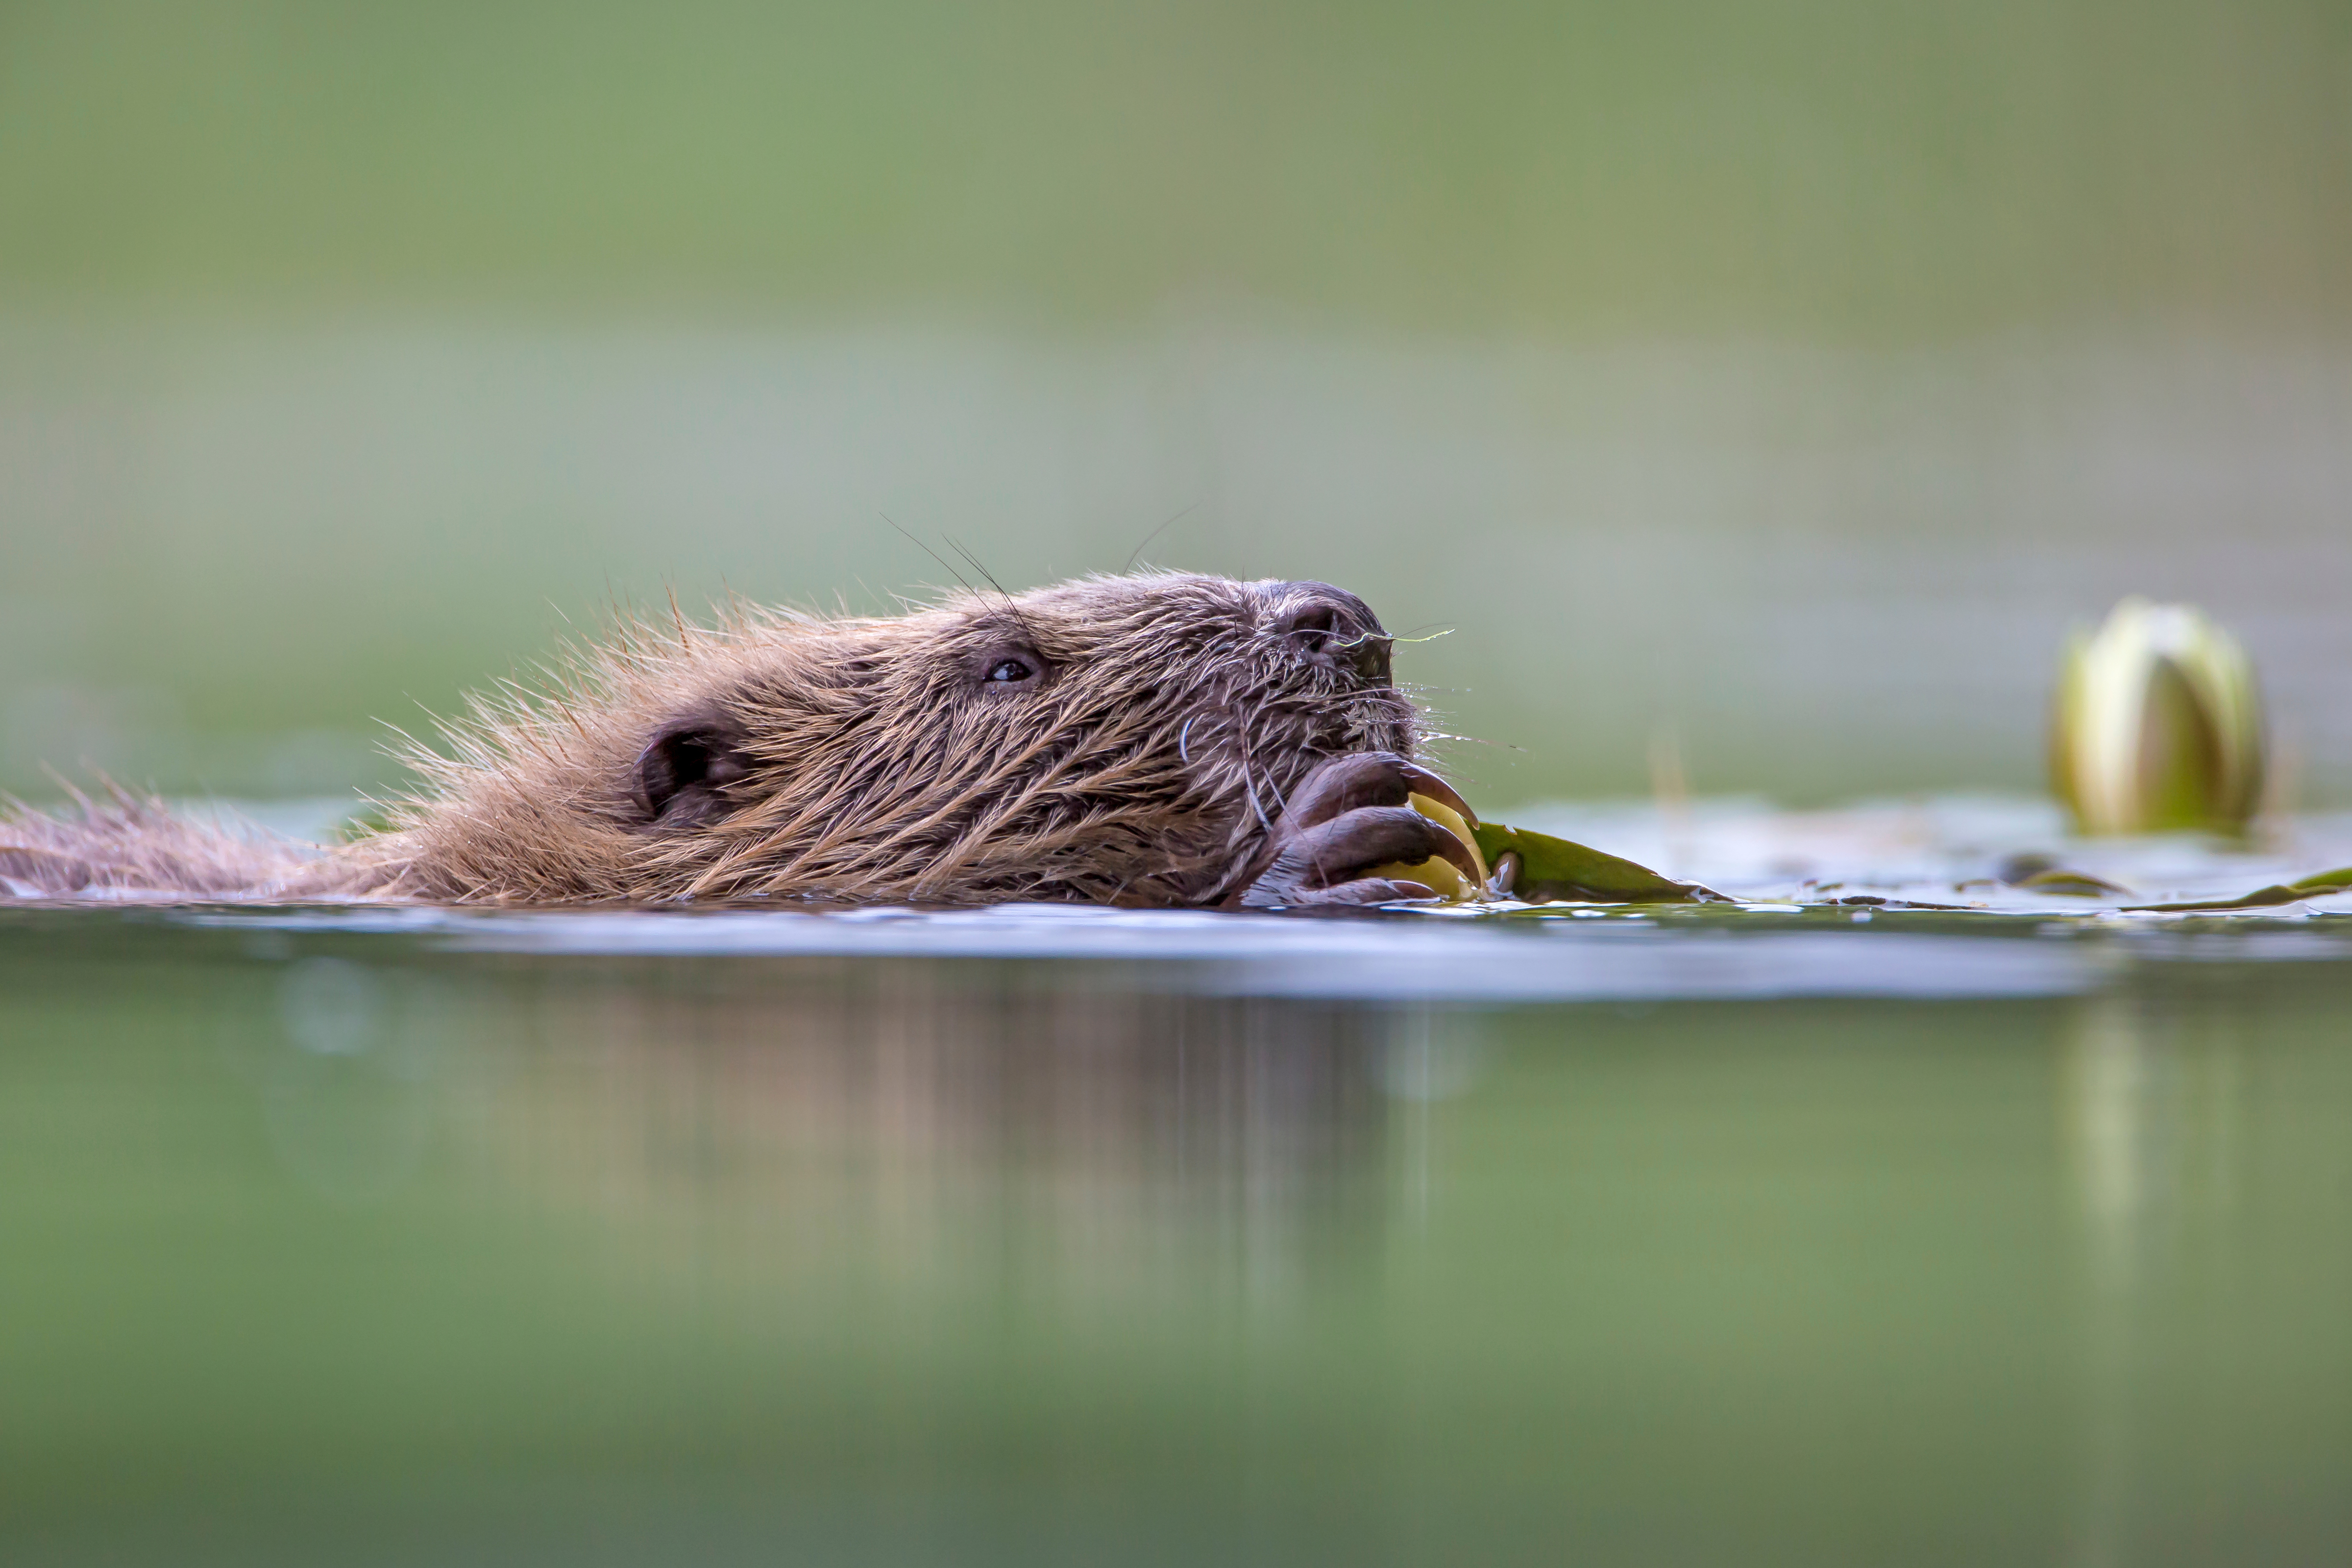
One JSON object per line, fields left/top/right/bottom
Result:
{"left": 1279, "top": 752, "right": 1477, "bottom": 832}
{"left": 1314, "top": 878, "right": 1445, "bottom": 906}
{"left": 1302, "top": 806, "right": 1478, "bottom": 885}
{"left": 1220, "top": 751, "right": 1482, "bottom": 910}
{"left": 1396, "top": 763, "right": 1476, "bottom": 829}
{"left": 1236, "top": 804, "right": 1481, "bottom": 908}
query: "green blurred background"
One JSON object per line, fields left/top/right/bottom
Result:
{"left": 4, "top": 0, "right": 2349, "bottom": 808}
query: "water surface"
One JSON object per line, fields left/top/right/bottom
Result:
{"left": 5, "top": 903, "right": 2350, "bottom": 1565}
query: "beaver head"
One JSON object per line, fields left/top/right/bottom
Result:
{"left": 368, "top": 572, "right": 1424, "bottom": 904}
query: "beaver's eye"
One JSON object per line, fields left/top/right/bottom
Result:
{"left": 970, "top": 640, "right": 1050, "bottom": 690}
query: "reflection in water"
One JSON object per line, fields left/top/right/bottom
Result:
{"left": 1376, "top": 1005, "right": 1495, "bottom": 1227}
{"left": 262, "top": 958, "right": 443, "bottom": 1201}
{"left": 2062, "top": 990, "right": 2246, "bottom": 1568}
{"left": 14, "top": 910, "right": 2352, "bottom": 1567}
{"left": 516, "top": 967, "right": 1442, "bottom": 1318}
{"left": 256, "top": 957, "right": 1466, "bottom": 1314}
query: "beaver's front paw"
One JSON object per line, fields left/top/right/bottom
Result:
{"left": 1228, "top": 752, "right": 1481, "bottom": 908}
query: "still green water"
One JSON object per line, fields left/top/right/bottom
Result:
{"left": 5, "top": 905, "right": 2349, "bottom": 1565}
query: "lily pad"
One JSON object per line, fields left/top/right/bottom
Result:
{"left": 1472, "top": 822, "right": 1724, "bottom": 905}
{"left": 2122, "top": 865, "right": 2352, "bottom": 913}
{"left": 2012, "top": 868, "right": 2133, "bottom": 897}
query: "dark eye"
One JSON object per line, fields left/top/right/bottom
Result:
{"left": 985, "top": 657, "right": 1035, "bottom": 683}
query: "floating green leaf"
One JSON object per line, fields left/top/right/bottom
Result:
{"left": 2123, "top": 865, "right": 2352, "bottom": 913}
{"left": 1472, "top": 822, "right": 1723, "bottom": 905}
{"left": 2011, "top": 868, "right": 2133, "bottom": 897}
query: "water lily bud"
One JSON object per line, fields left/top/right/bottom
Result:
{"left": 2052, "top": 598, "right": 2266, "bottom": 836}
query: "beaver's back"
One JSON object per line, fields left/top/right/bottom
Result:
{"left": 0, "top": 783, "right": 368, "bottom": 902}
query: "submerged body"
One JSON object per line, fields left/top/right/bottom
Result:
{"left": 0, "top": 573, "right": 1478, "bottom": 908}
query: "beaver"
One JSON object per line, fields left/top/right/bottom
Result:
{"left": 0, "top": 572, "right": 1482, "bottom": 908}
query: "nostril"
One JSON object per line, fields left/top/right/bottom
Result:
{"left": 1271, "top": 587, "right": 1394, "bottom": 683}
{"left": 1288, "top": 607, "right": 1338, "bottom": 653}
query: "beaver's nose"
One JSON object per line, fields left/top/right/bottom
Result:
{"left": 1271, "top": 582, "right": 1394, "bottom": 687}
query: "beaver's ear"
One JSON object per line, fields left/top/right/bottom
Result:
{"left": 632, "top": 710, "right": 753, "bottom": 826}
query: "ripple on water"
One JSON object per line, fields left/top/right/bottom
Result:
{"left": 141, "top": 897, "right": 2352, "bottom": 1004}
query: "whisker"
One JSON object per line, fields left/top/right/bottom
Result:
{"left": 879, "top": 513, "right": 981, "bottom": 603}
{"left": 1122, "top": 501, "right": 1199, "bottom": 574}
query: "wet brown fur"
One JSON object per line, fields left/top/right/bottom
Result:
{"left": 0, "top": 573, "right": 1419, "bottom": 905}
